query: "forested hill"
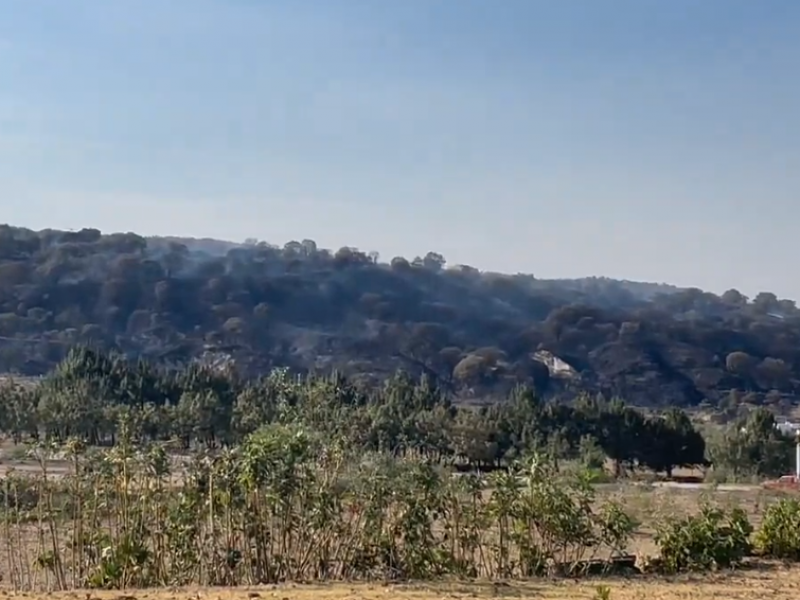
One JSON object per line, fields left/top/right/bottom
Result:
{"left": 0, "top": 224, "right": 797, "bottom": 408}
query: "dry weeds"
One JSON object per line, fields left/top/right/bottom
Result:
{"left": 0, "top": 449, "right": 794, "bottom": 597}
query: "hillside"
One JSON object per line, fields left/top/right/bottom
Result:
{"left": 0, "top": 224, "right": 797, "bottom": 407}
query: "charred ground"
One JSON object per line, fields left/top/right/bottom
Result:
{"left": 0, "top": 224, "right": 796, "bottom": 407}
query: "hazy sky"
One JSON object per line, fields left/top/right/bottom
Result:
{"left": 2, "top": 1, "right": 799, "bottom": 298}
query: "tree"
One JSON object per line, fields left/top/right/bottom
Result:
{"left": 300, "top": 239, "right": 317, "bottom": 256}
{"left": 757, "top": 357, "right": 791, "bottom": 390}
{"left": 710, "top": 408, "right": 794, "bottom": 478}
{"left": 726, "top": 352, "right": 755, "bottom": 377}
{"left": 223, "top": 317, "right": 246, "bottom": 339}
{"left": 422, "top": 252, "right": 446, "bottom": 271}
{"left": 753, "top": 292, "right": 779, "bottom": 313}
{"left": 163, "top": 242, "right": 190, "bottom": 278}
{"left": 451, "top": 410, "right": 502, "bottom": 468}
{"left": 657, "top": 408, "right": 706, "bottom": 477}
{"left": 399, "top": 322, "right": 452, "bottom": 380}
{"left": 453, "top": 354, "right": 497, "bottom": 389}
{"left": 596, "top": 402, "right": 647, "bottom": 477}
{"left": 390, "top": 256, "right": 410, "bottom": 271}
{"left": 721, "top": 289, "right": 748, "bottom": 305}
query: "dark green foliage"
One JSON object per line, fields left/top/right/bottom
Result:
{"left": 4, "top": 443, "right": 640, "bottom": 589}
{"left": 708, "top": 408, "right": 795, "bottom": 479}
{"left": 654, "top": 505, "right": 753, "bottom": 573}
{"left": 0, "top": 347, "right": 712, "bottom": 478}
{"left": 754, "top": 498, "right": 800, "bottom": 560}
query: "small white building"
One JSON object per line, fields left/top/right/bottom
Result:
{"left": 775, "top": 421, "right": 800, "bottom": 436}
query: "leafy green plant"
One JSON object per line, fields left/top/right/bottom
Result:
{"left": 654, "top": 504, "right": 752, "bottom": 573}
{"left": 0, "top": 433, "right": 651, "bottom": 591}
{"left": 593, "top": 585, "right": 612, "bottom": 600}
{"left": 754, "top": 497, "right": 800, "bottom": 560}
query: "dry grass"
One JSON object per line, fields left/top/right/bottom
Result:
{"left": 0, "top": 482, "right": 791, "bottom": 597}
{"left": 597, "top": 482, "right": 781, "bottom": 556}
{"left": 0, "top": 462, "right": 786, "bottom": 567}
{"left": 1, "top": 568, "right": 800, "bottom": 600}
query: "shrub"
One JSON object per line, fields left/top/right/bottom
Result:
{"left": 654, "top": 504, "right": 752, "bottom": 573}
{"left": 0, "top": 440, "right": 646, "bottom": 590}
{"left": 754, "top": 497, "right": 800, "bottom": 560}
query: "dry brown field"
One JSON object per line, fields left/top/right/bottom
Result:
{"left": 2, "top": 569, "right": 800, "bottom": 600}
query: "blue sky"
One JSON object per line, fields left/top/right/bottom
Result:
{"left": 2, "top": 1, "right": 800, "bottom": 299}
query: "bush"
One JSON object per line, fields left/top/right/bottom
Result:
{"left": 654, "top": 504, "right": 752, "bottom": 573}
{"left": 754, "top": 497, "right": 800, "bottom": 560}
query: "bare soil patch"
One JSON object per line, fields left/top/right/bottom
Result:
{"left": 2, "top": 567, "right": 800, "bottom": 600}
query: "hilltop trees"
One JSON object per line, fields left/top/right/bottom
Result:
{"left": 0, "top": 224, "right": 797, "bottom": 408}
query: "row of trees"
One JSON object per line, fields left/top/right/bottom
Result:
{"left": 4, "top": 347, "right": 798, "bottom": 479}
{"left": 0, "top": 347, "right": 709, "bottom": 477}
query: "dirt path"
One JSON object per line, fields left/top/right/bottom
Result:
{"left": 4, "top": 567, "right": 800, "bottom": 599}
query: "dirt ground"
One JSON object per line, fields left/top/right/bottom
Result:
{"left": 0, "top": 567, "right": 798, "bottom": 600}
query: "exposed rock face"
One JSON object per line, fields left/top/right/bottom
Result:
{"left": 533, "top": 351, "right": 578, "bottom": 379}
